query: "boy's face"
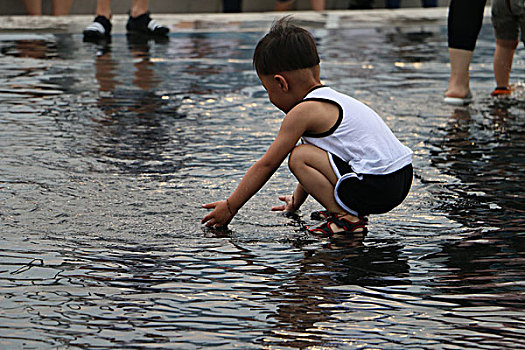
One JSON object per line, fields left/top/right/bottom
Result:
{"left": 258, "top": 73, "right": 293, "bottom": 113}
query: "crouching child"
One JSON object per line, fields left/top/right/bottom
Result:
{"left": 202, "top": 17, "right": 413, "bottom": 236}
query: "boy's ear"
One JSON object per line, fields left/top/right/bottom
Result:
{"left": 273, "top": 74, "right": 289, "bottom": 92}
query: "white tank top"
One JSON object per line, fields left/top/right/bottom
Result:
{"left": 300, "top": 86, "right": 413, "bottom": 175}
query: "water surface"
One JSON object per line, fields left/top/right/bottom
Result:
{"left": 1, "top": 17, "right": 524, "bottom": 349}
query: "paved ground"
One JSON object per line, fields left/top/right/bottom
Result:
{"left": 0, "top": 7, "right": 470, "bottom": 34}
{"left": 1, "top": 0, "right": 452, "bottom": 16}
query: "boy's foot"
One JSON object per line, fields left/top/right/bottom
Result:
{"left": 307, "top": 214, "right": 367, "bottom": 237}
{"left": 126, "top": 12, "right": 169, "bottom": 36}
{"left": 311, "top": 210, "right": 369, "bottom": 224}
{"left": 83, "top": 15, "right": 112, "bottom": 41}
{"left": 443, "top": 91, "right": 473, "bottom": 106}
{"left": 491, "top": 86, "right": 511, "bottom": 96}
{"left": 310, "top": 210, "right": 330, "bottom": 221}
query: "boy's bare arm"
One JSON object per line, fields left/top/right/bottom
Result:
{"left": 292, "top": 183, "right": 309, "bottom": 209}
{"left": 225, "top": 112, "right": 308, "bottom": 212}
{"left": 202, "top": 110, "right": 309, "bottom": 227}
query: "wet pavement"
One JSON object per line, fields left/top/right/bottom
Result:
{"left": 1, "top": 9, "right": 524, "bottom": 349}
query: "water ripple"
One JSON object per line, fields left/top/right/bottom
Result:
{"left": 0, "top": 21, "right": 524, "bottom": 349}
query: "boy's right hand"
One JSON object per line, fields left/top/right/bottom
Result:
{"left": 271, "top": 195, "right": 296, "bottom": 212}
{"left": 201, "top": 200, "right": 235, "bottom": 228}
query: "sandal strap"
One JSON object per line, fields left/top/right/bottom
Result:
{"left": 311, "top": 210, "right": 369, "bottom": 223}
{"left": 331, "top": 215, "right": 367, "bottom": 233}
{"left": 310, "top": 210, "right": 330, "bottom": 221}
{"left": 307, "top": 214, "right": 367, "bottom": 237}
{"left": 307, "top": 220, "right": 333, "bottom": 237}
{"left": 339, "top": 215, "right": 369, "bottom": 225}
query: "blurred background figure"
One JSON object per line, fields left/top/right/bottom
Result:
{"left": 386, "top": 0, "right": 437, "bottom": 8}
{"left": 348, "top": 0, "right": 373, "bottom": 9}
{"left": 83, "top": 0, "right": 169, "bottom": 41}
{"left": 223, "top": 0, "right": 242, "bottom": 12}
{"left": 490, "top": 0, "right": 524, "bottom": 96}
{"left": 444, "top": 0, "right": 487, "bottom": 105}
{"left": 274, "top": 0, "right": 325, "bottom": 11}
{"left": 23, "top": 0, "right": 73, "bottom": 15}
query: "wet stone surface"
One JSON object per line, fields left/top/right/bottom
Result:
{"left": 0, "top": 20, "right": 524, "bottom": 349}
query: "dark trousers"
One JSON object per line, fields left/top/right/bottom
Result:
{"left": 223, "top": 0, "right": 242, "bottom": 12}
{"left": 386, "top": 0, "right": 438, "bottom": 8}
{"left": 447, "top": 0, "right": 487, "bottom": 51}
{"left": 349, "top": 0, "right": 374, "bottom": 9}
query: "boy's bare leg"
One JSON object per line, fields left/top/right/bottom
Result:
{"left": 274, "top": 0, "right": 295, "bottom": 11}
{"left": 23, "top": 0, "right": 42, "bottom": 16}
{"left": 52, "top": 0, "right": 73, "bottom": 15}
{"left": 445, "top": 48, "right": 472, "bottom": 98}
{"left": 288, "top": 144, "right": 360, "bottom": 232}
{"left": 95, "top": 0, "right": 112, "bottom": 18}
{"left": 493, "top": 39, "right": 518, "bottom": 88}
{"left": 310, "top": 0, "right": 325, "bottom": 10}
{"left": 131, "top": 0, "right": 149, "bottom": 17}
{"left": 289, "top": 145, "right": 341, "bottom": 213}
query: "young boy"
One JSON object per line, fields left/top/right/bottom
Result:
{"left": 201, "top": 18, "right": 413, "bottom": 235}
{"left": 490, "top": 0, "right": 525, "bottom": 96}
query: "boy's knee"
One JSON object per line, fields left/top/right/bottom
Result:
{"left": 288, "top": 144, "right": 308, "bottom": 171}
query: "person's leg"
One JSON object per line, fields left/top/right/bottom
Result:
{"left": 52, "top": 0, "right": 73, "bottom": 15}
{"left": 491, "top": 0, "right": 520, "bottom": 94}
{"left": 448, "top": 0, "right": 486, "bottom": 51}
{"left": 83, "top": 0, "right": 112, "bottom": 40}
{"left": 130, "top": 0, "right": 149, "bottom": 17}
{"left": 223, "top": 0, "right": 242, "bottom": 13}
{"left": 95, "top": 0, "right": 112, "bottom": 18}
{"left": 445, "top": 48, "right": 473, "bottom": 99}
{"left": 310, "top": 0, "right": 325, "bottom": 11}
{"left": 445, "top": 0, "right": 487, "bottom": 100}
{"left": 386, "top": 0, "right": 400, "bottom": 9}
{"left": 421, "top": 0, "right": 437, "bottom": 7}
{"left": 23, "top": 0, "right": 42, "bottom": 16}
{"left": 126, "top": 0, "right": 169, "bottom": 35}
{"left": 348, "top": 0, "right": 373, "bottom": 9}
{"left": 288, "top": 145, "right": 362, "bottom": 233}
{"left": 288, "top": 144, "right": 343, "bottom": 214}
{"left": 274, "top": 0, "right": 295, "bottom": 11}
{"left": 493, "top": 39, "right": 518, "bottom": 89}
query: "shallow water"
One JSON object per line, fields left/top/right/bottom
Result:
{"left": 1, "top": 18, "right": 524, "bottom": 349}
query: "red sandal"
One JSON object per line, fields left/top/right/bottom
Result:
{"left": 491, "top": 86, "right": 511, "bottom": 96}
{"left": 311, "top": 210, "right": 368, "bottom": 223}
{"left": 310, "top": 210, "right": 330, "bottom": 221}
{"left": 307, "top": 214, "right": 367, "bottom": 237}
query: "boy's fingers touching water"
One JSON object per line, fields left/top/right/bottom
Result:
{"left": 203, "top": 194, "right": 296, "bottom": 226}
{"left": 201, "top": 201, "right": 234, "bottom": 227}
{"left": 271, "top": 195, "right": 295, "bottom": 212}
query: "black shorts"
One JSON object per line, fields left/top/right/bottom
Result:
{"left": 331, "top": 154, "right": 413, "bottom": 217}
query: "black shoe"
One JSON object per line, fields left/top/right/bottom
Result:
{"left": 83, "top": 15, "right": 112, "bottom": 41}
{"left": 126, "top": 12, "right": 169, "bottom": 36}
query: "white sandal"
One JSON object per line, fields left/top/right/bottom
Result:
{"left": 443, "top": 91, "right": 473, "bottom": 106}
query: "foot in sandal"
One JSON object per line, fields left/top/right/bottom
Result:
{"left": 307, "top": 213, "right": 367, "bottom": 237}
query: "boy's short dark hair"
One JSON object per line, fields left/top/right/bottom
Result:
{"left": 253, "top": 17, "right": 320, "bottom": 75}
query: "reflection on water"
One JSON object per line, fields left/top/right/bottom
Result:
{"left": 89, "top": 35, "right": 182, "bottom": 177}
{"left": 432, "top": 105, "right": 524, "bottom": 227}
{"left": 0, "top": 18, "right": 524, "bottom": 349}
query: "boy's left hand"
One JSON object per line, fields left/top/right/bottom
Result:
{"left": 201, "top": 200, "right": 234, "bottom": 228}
{"left": 271, "top": 195, "right": 296, "bottom": 212}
